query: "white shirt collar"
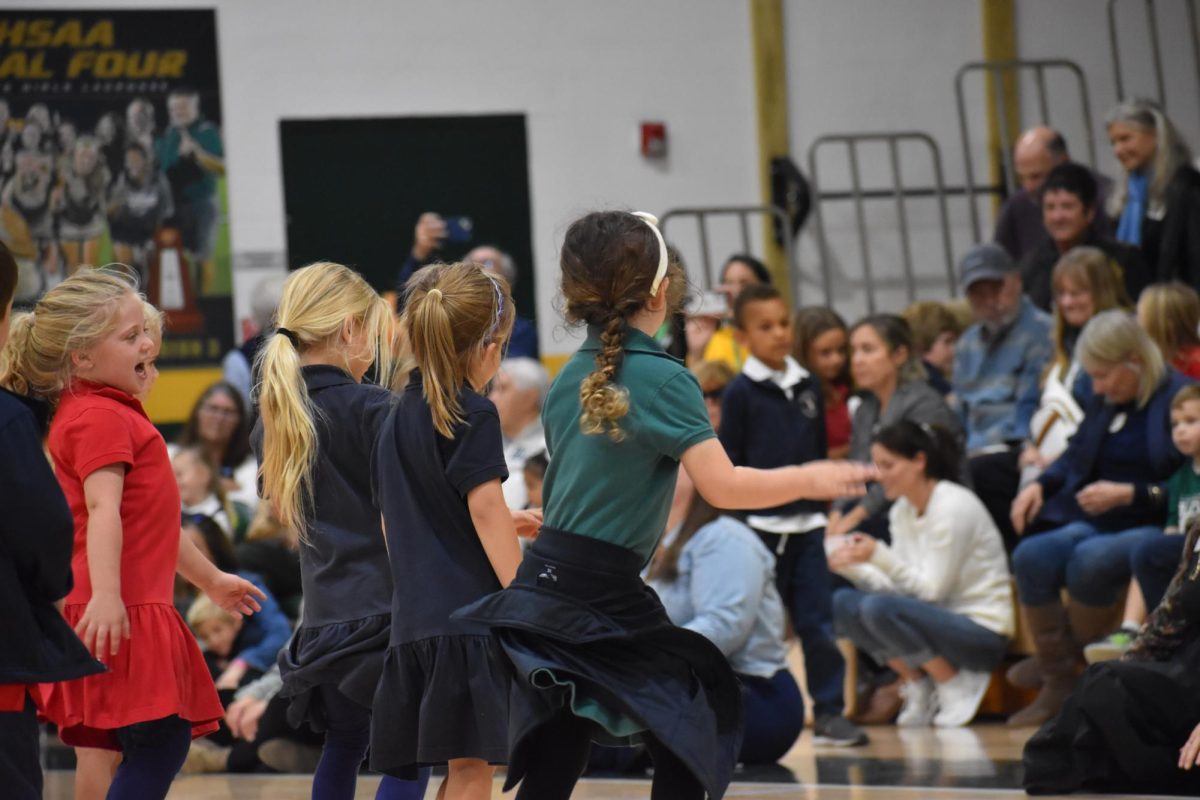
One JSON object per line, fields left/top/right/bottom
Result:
{"left": 743, "top": 354, "right": 808, "bottom": 391}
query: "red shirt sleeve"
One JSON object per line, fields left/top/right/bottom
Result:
{"left": 60, "top": 406, "right": 135, "bottom": 480}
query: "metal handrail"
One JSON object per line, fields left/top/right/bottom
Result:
{"left": 806, "top": 131, "right": 957, "bottom": 312}
{"left": 658, "top": 205, "right": 802, "bottom": 302}
{"left": 955, "top": 58, "right": 1096, "bottom": 240}
{"left": 1108, "top": 0, "right": 1200, "bottom": 109}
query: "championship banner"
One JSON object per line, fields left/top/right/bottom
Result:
{"left": 0, "top": 9, "right": 232, "bottom": 389}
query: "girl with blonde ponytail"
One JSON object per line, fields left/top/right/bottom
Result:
{"left": 457, "top": 210, "right": 876, "bottom": 800}
{"left": 370, "top": 261, "right": 538, "bottom": 798}
{"left": 249, "top": 261, "right": 428, "bottom": 800}
{"left": 1, "top": 266, "right": 263, "bottom": 800}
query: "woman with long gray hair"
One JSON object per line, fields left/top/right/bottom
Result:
{"left": 1106, "top": 98, "right": 1200, "bottom": 286}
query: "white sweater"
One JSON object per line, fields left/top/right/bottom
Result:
{"left": 836, "top": 481, "right": 1014, "bottom": 637}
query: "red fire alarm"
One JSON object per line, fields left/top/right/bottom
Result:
{"left": 641, "top": 121, "right": 667, "bottom": 158}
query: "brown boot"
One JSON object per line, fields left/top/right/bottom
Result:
{"left": 1067, "top": 601, "right": 1118, "bottom": 648}
{"left": 1005, "top": 656, "right": 1041, "bottom": 690}
{"left": 1007, "top": 602, "right": 1081, "bottom": 728}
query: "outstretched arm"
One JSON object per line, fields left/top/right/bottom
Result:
{"left": 681, "top": 438, "right": 874, "bottom": 510}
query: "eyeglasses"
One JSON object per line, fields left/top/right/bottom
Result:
{"left": 199, "top": 403, "right": 240, "bottom": 420}
{"left": 702, "top": 388, "right": 725, "bottom": 402}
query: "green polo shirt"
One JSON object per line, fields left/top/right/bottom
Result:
{"left": 542, "top": 325, "right": 715, "bottom": 561}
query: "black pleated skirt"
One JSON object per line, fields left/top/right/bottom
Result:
{"left": 278, "top": 612, "right": 390, "bottom": 730}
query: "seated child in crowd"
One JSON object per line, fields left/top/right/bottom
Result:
{"left": 523, "top": 451, "right": 547, "bottom": 510}
{"left": 174, "top": 445, "right": 238, "bottom": 540}
{"left": 793, "top": 307, "right": 852, "bottom": 459}
{"left": 902, "top": 301, "right": 962, "bottom": 398}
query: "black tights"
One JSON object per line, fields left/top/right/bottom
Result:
{"left": 514, "top": 710, "right": 703, "bottom": 800}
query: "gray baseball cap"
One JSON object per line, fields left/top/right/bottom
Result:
{"left": 958, "top": 242, "right": 1016, "bottom": 290}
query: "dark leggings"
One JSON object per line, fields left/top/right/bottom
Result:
{"left": 514, "top": 708, "right": 703, "bottom": 800}
{"left": 313, "top": 683, "right": 429, "bottom": 800}
{"left": 0, "top": 693, "right": 41, "bottom": 800}
{"left": 108, "top": 715, "right": 193, "bottom": 800}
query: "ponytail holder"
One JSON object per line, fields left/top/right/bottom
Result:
{"left": 275, "top": 327, "right": 300, "bottom": 347}
{"left": 632, "top": 211, "right": 669, "bottom": 298}
{"left": 427, "top": 288, "right": 443, "bottom": 300}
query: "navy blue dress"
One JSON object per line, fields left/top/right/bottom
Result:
{"left": 369, "top": 371, "right": 512, "bottom": 778}
{"left": 250, "top": 365, "right": 395, "bottom": 728}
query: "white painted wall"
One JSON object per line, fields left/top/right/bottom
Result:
{"left": 9, "top": 0, "right": 1190, "bottom": 353}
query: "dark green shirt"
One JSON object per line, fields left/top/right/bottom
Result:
{"left": 542, "top": 325, "right": 715, "bottom": 561}
{"left": 1167, "top": 461, "right": 1200, "bottom": 531}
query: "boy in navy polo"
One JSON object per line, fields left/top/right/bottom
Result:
{"left": 719, "top": 284, "right": 867, "bottom": 747}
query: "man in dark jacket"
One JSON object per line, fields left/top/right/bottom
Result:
{"left": 0, "top": 241, "right": 102, "bottom": 799}
{"left": 1019, "top": 162, "right": 1148, "bottom": 310}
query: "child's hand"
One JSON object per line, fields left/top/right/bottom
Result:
{"left": 202, "top": 572, "right": 266, "bottom": 617}
{"left": 215, "top": 659, "right": 249, "bottom": 690}
{"left": 1180, "top": 720, "right": 1200, "bottom": 769}
{"left": 75, "top": 591, "right": 130, "bottom": 660}
{"left": 513, "top": 508, "right": 543, "bottom": 539}
{"left": 226, "top": 696, "right": 268, "bottom": 741}
{"left": 798, "top": 461, "right": 877, "bottom": 500}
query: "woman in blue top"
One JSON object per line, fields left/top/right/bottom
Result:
{"left": 646, "top": 487, "right": 804, "bottom": 764}
{"left": 253, "top": 262, "right": 428, "bottom": 800}
{"left": 458, "top": 210, "right": 873, "bottom": 800}
{"left": 1009, "top": 310, "right": 1190, "bottom": 728}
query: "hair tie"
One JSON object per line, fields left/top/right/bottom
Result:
{"left": 427, "top": 288, "right": 443, "bottom": 300}
{"left": 632, "top": 211, "right": 669, "bottom": 297}
{"left": 275, "top": 327, "right": 300, "bottom": 347}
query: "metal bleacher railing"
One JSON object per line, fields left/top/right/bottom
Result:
{"left": 1108, "top": 0, "right": 1200, "bottom": 111}
{"left": 658, "top": 204, "right": 802, "bottom": 296}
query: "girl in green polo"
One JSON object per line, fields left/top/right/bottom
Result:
{"left": 457, "top": 210, "right": 872, "bottom": 800}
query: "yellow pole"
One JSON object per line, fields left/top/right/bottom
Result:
{"left": 981, "top": 0, "right": 1019, "bottom": 214}
{"left": 749, "top": 0, "right": 792, "bottom": 300}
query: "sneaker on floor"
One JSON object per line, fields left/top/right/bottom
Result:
{"left": 896, "top": 678, "right": 936, "bottom": 728}
{"left": 933, "top": 669, "right": 991, "bottom": 727}
{"left": 181, "top": 739, "right": 230, "bottom": 774}
{"left": 1083, "top": 628, "right": 1137, "bottom": 663}
{"left": 812, "top": 714, "right": 868, "bottom": 746}
{"left": 257, "top": 738, "right": 323, "bottom": 774}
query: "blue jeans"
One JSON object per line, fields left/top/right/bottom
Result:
{"left": 832, "top": 588, "right": 1008, "bottom": 672}
{"left": 1132, "top": 532, "right": 1188, "bottom": 610}
{"left": 754, "top": 528, "right": 845, "bottom": 718}
{"left": 1012, "top": 521, "right": 1163, "bottom": 606}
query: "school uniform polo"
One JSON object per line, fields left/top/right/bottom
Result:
{"left": 541, "top": 325, "right": 716, "bottom": 561}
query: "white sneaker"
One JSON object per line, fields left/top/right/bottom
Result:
{"left": 896, "top": 678, "right": 936, "bottom": 727}
{"left": 933, "top": 669, "right": 991, "bottom": 727}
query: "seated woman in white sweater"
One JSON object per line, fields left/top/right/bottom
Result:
{"left": 828, "top": 421, "right": 1014, "bottom": 727}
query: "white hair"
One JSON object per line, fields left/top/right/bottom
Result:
{"left": 250, "top": 274, "right": 288, "bottom": 329}
{"left": 501, "top": 357, "right": 549, "bottom": 407}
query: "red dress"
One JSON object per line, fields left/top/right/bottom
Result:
{"left": 825, "top": 382, "right": 852, "bottom": 455}
{"left": 40, "top": 382, "right": 222, "bottom": 749}
{"left": 1174, "top": 346, "right": 1200, "bottom": 380}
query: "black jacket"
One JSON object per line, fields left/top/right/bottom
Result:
{"left": 1141, "top": 164, "right": 1200, "bottom": 288}
{"left": 1020, "top": 233, "right": 1149, "bottom": 311}
{"left": 0, "top": 388, "right": 102, "bottom": 683}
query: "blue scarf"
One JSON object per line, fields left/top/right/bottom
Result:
{"left": 1116, "top": 171, "right": 1149, "bottom": 246}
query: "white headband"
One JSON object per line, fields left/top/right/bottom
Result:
{"left": 632, "top": 211, "right": 669, "bottom": 297}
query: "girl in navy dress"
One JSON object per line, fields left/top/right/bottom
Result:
{"left": 254, "top": 261, "right": 428, "bottom": 800}
{"left": 371, "top": 262, "right": 538, "bottom": 799}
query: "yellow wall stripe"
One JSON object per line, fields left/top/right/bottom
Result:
{"left": 981, "top": 0, "right": 1019, "bottom": 214}
{"left": 750, "top": 0, "right": 793, "bottom": 301}
{"left": 143, "top": 367, "right": 224, "bottom": 424}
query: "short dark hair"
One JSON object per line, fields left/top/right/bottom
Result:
{"left": 721, "top": 253, "right": 772, "bottom": 286}
{"left": 1042, "top": 162, "right": 1097, "bottom": 211}
{"left": 0, "top": 240, "right": 16, "bottom": 311}
{"left": 733, "top": 284, "right": 784, "bottom": 328}
{"left": 523, "top": 451, "right": 548, "bottom": 480}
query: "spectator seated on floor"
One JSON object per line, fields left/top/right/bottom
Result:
{"left": 699, "top": 253, "right": 773, "bottom": 371}
{"left": 234, "top": 502, "right": 303, "bottom": 622}
{"left": 828, "top": 314, "right": 964, "bottom": 542}
{"left": 488, "top": 357, "right": 548, "bottom": 510}
{"left": 1019, "top": 162, "right": 1145, "bottom": 311}
{"left": 1006, "top": 310, "right": 1190, "bottom": 728}
{"left": 1019, "top": 247, "right": 1130, "bottom": 494}
{"left": 994, "top": 126, "right": 1112, "bottom": 261}
{"left": 901, "top": 301, "right": 962, "bottom": 398}
{"left": 793, "top": 307, "right": 853, "bottom": 459}
{"left": 954, "top": 243, "right": 1053, "bottom": 552}
{"left": 829, "top": 421, "right": 1013, "bottom": 728}
{"left": 174, "top": 381, "right": 260, "bottom": 512}
{"left": 691, "top": 359, "right": 737, "bottom": 433}
{"left": 173, "top": 444, "right": 241, "bottom": 541}
{"left": 644, "top": 476, "right": 805, "bottom": 764}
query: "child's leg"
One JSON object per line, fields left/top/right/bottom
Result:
{"left": 643, "top": 735, "right": 704, "bottom": 800}
{"left": 784, "top": 531, "right": 846, "bottom": 719}
{"left": 73, "top": 747, "right": 121, "bottom": 800}
{"left": 1121, "top": 580, "right": 1147, "bottom": 628}
{"left": 312, "top": 684, "right": 372, "bottom": 800}
{"left": 514, "top": 709, "right": 594, "bottom": 800}
{"left": 0, "top": 693, "right": 42, "bottom": 800}
{"left": 376, "top": 770, "right": 431, "bottom": 800}
{"left": 107, "top": 716, "right": 192, "bottom": 800}
{"left": 440, "top": 758, "right": 493, "bottom": 800}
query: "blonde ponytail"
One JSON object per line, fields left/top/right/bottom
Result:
{"left": 403, "top": 262, "right": 515, "bottom": 439}
{"left": 254, "top": 262, "right": 396, "bottom": 537}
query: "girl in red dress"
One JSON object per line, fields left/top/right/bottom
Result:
{"left": 1, "top": 268, "right": 264, "bottom": 800}
{"left": 793, "top": 307, "right": 852, "bottom": 459}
